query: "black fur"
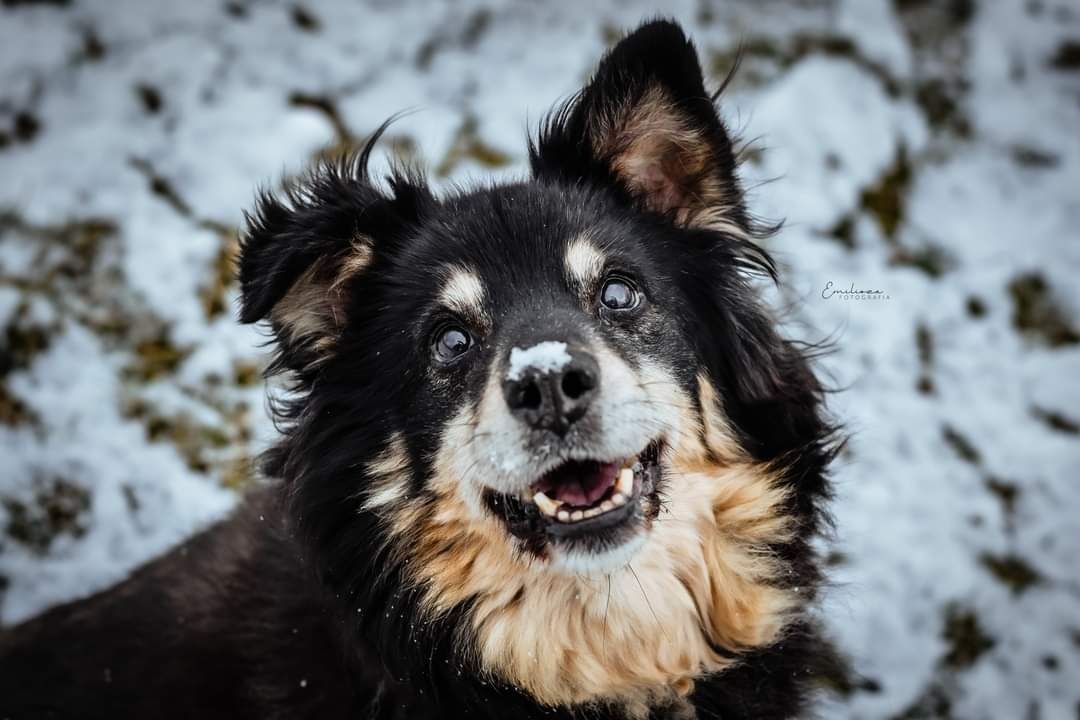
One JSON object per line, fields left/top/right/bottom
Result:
{"left": 0, "top": 20, "right": 840, "bottom": 719}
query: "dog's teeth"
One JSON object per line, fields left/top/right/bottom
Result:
{"left": 533, "top": 491, "right": 562, "bottom": 516}
{"left": 584, "top": 507, "right": 600, "bottom": 519}
{"left": 612, "top": 492, "right": 627, "bottom": 506}
{"left": 615, "top": 467, "right": 633, "bottom": 495}
{"left": 557, "top": 510, "right": 570, "bottom": 522}
{"left": 570, "top": 510, "right": 584, "bottom": 522}
{"left": 600, "top": 500, "right": 614, "bottom": 513}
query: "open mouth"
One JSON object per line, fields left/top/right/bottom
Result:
{"left": 484, "top": 440, "right": 665, "bottom": 561}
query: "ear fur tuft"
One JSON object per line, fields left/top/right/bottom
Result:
{"left": 531, "top": 19, "right": 748, "bottom": 234}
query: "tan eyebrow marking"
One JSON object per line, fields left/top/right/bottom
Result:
{"left": 439, "top": 265, "right": 490, "bottom": 327}
{"left": 564, "top": 233, "right": 606, "bottom": 294}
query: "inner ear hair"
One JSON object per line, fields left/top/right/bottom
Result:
{"left": 531, "top": 19, "right": 750, "bottom": 237}
{"left": 269, "top": 247, "right": 366, "bottom": 352}
{"left": 591, "top": 84, "right": 731, "bottom": 229}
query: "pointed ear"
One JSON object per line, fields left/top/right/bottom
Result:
{"left": 531, "top": 20, "right": 746, "bottom": 233}
{"left": 238, "top": 157, "right": 427, "bottom": 371}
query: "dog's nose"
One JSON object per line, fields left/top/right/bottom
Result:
{"left": 503, "top": 351, "right": 599, "bottom": 435}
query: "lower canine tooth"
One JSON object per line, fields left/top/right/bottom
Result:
{"left": 612, "top": 492, "right": 627, "bottom": 506}
{"left": 533, "top": 491, "right": 562, "bottom": 516}
{"left": 615, "top": 467, "right": 633, "bottom": 495}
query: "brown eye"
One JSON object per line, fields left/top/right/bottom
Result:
{"left": 434, "top": 326, "right": 471, "bottom": 363}
{"left": 600, "top": 278, "right": 638, "bottom": 310}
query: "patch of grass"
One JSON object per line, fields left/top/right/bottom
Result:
{"left": 942, "top": 604, "right": 995, "bottom": 668}
{"left": 915, "top": 323, "right": 935, "bottom": 394}
{"left": 135, "top": 83, "right": 163, "bottom": 115}
{"left": 1008, "top": 273, "right": 1080, "bottom": 347}
{"left": 129, "top": 157, "right": 194, "bottom": 217}
{"left": 861, "top": 148, "right": 912, "bottom": 240}
{"left": 825, "top": 214, "right": 856, "bottom": 250}
{"left": 1011, "top": 144, "right": 1059, "bottom": 168}
{"left": 599, "top": 23, "right": 622, "bottom": 48}
{"left": 708, "top": 32, "right": 900, "bottom": 94}
{"left": 1049, "top": 40, "right": 1080, "bottom": 71}
{"left": 1031, "top": 406, "right": 1080, "bottom": 435}
{"left": 12, "top": 111, "right": 41, "bottom": 143}
{"left": 985, "top": 476, "right": 1020, "bottom": 518}
{"left": 286, "top": 93, "right": 416, "bottom": 166}
{"left": 220, "top": 453, "right": 254, "bottom": 490}
{"left": 125, "top": 401, "right": 228, "bottom": 474}
{"left": 415, "top": 8, "right": 491, "bottom": 70}
{"left": 199, "top": 227, "right": 240, "bottom": 319}
{"left": 0, "top": 213, "right": 128, "bottom": 382}
{"left": 74, "top": 26, "right": 106, "bottom": 64}
{"left": 893, "top": 0, "right": 976, "bottom": 42}
{"left": 826, "top": 550, "right": 849, "bottom": 567}
{"left": 916, "top": 320, "right": 934, "bottom": 363}
{"left": 980, "top": 553, "right": 1041, "bottom": 595}
{"left": 436, "top": 115, "right": 512, "bottom": 177}
{"left": 288, "top": 92, "right": 351, "bottom": 147}
{"left": 122, "top": 331, "right": 191, "bottom": 382}
{"left": 914, "top": 78, "right": 972, "bottom": 138}
{"left": 892, "top": 680, "right": 953, "bottom": 719}
{"left": 966, "top": 295, "right": 987, "bottom": 318}
{"left": 2, "top": 477, "right": 90, "bottom": 554}
{"left": 290, "top": 4, "right": 319, "bottom": 32}
{"left": 122, "top": 394, "right": 255, "bottom": 486}
{"left": 942, "top": 424, "right": 980, "bottom": 465}
{"left": 232, "top": 359, "right": 261, "bottom": 387}
{"left": 893, "top": 0, "right": 975, "bottom": 139}
{"left": 0, "top": 382, "right": 37, "bottom": 427}
{"left": 0, "top": 323, "right": 53, "bottom": 378}
{"left": 890, "top": 242, "right": 953, "bottom": 278}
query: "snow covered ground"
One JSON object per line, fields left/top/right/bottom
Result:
{"left": 1, "top": 0, "right": 1078, "bottom": 716}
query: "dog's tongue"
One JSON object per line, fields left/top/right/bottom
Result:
{"left": 537, "top": 460, "right": 619, "bottom": 507}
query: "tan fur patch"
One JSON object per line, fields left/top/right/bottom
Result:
{"left": 389, "top": 373, "right": 798, "bottom": 711}
{"left": 335, "top": 238, "right": 374, "bottom": 286}
{"left": 440, "top": 266, "right": 491, "bottom": 329}
{"left": 564, "top": 233, "right": 607, "bottom": 296}
{"left": 271, "top": 262, "right": 342, "bottom": 344}
{"left": 361, "top": 432, "right": 411, "bottom": 512}
{"left": 271, "top": 235, "right": 373, "bottom": 349}
{"left": 589, "top": 85, "right": 748, "bottom": 239}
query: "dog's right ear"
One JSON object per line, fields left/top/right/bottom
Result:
{"left": 238, "top": 155, "right": 428, "bottom": 371}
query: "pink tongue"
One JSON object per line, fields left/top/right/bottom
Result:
{"left": 548, "top": 462, "right": 619, "bottom": 507}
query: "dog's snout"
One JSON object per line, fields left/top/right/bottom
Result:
{"left": 504, "top": 353, "right": 599, "bottom": 435}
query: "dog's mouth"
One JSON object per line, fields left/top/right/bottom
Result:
{"left": 483, "top": 440, "right": 665, "bottom": 566}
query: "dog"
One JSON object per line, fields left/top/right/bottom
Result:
{"left": 0, "top": 19, "right": 840, "bottom": 719}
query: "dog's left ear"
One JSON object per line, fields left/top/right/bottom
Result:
{"left": 531, "top": 19, "right": 745, "bottom": 231}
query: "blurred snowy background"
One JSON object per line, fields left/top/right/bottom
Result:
{"left": 1, "top": 0, "right": 1078, "bottom": 716}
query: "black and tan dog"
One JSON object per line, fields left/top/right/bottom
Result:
{"left": 0, "top": 19, "right": 840, "bottom": 719}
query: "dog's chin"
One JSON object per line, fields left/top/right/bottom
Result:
{"left": 482, "top": 439, "right": 665, "bottom": 574}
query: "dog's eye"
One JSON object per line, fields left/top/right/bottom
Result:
{"left": 434, "top": 326, "right": 471, "bottom": 363}
{"left": 600, "top": 278, "right": 639, "bottom": 310}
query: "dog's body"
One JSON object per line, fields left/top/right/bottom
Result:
{"left": 1, "top": 21, "right": 840, "bottom": 719}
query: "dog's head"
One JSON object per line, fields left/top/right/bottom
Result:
{"left": 239, "top": 19, "right": 834, "bottom": 714}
